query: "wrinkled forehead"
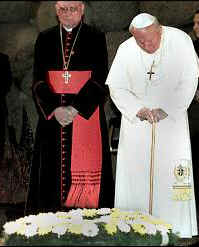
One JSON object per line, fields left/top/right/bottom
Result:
{"left": 56, "top": 1, "right": 83, "bottom": 7}
{"left": 132, "top": 25, "right": 159, "bottom": 40}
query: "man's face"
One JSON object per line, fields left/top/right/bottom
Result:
{"left": 131, "top": 24, "right": 162, "bottom": 54}
{"left": 55, "top": 1, "right": 84, "bottom": 29}
{"left": 193, "top": 13, "right": 199, "bottom": 39}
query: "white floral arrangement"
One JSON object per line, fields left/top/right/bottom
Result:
{"left": 2, "top": 208, "right": 179, "bottom": 246}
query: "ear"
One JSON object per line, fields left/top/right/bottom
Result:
{"left": 130, "top": 28, "right": 135, "bottom": 36}
{"left": 80, "top": 2, "right": 85, "bottom": 14}
{"left": 55, "top": 2, "right": 60, "bottom": 13}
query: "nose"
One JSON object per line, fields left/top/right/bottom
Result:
{"left": 63, "top": 11, "right": 72, "bottom": 17}
{"left": 142, "top": 41, "right": 152, "bottom": 50}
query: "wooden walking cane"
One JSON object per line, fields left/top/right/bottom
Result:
{"left": 149, "top": 122, "right": 156, "bottom": 215}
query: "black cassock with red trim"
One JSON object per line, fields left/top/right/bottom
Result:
{"left": 25, "top": 22, "right": 115, "bottom": 215}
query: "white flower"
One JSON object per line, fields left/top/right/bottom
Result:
{"left": 23, "top": 215, "right": 38, "bottom": 224}
{"left": 93, "top": 215, "right": 111, "bottom": 224}
{"left": 24, "top": 223, "right": 38, "bottom": 238}
{"left": 15, "top": 217, "right": 26, "bottom": 224}
{"left": 3, "top": 222, "right": 21, "bottom": 235}
{"left": 34, "top": 213, "right": 59, "bottom": 228}
{"left": 82, "top": 222, "right": 99, "bottom": 237}
{"left": 131, "top": 219, "right": 143, "bottom": 224}
{"left": 156, "top": 225, "right": 169, "bottom": 235}
{"left": 92, "top": 218, "right": 101, "bottom": 223}
{"left": 97, "top": 208, "right": 111, "bottom": 215}
{"left": 144, "top": 223, "right": 157, "bottom": 235}
{"left": 68, "top": 209, "right": 83, "bottom": 217}
{"left": 70, "top": 216, "right": 84, "bottom": 225}
{"left": 117, "top": 220, "right": 131, "bottom": 233}
{"left": 126, "top": 219, "right": 134, "bottom": 225}
{"left": 2, "top": 207, "right": 176, "bottom": 245}
{"left": 52, "top": 225, "right": 68, "bottom": 237}
{"left": 57, "top": 217, "right": 71, "bottom": 226}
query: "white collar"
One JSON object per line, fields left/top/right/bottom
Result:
{"left": 63, "top": 25, "right": 73, "bottom": 32}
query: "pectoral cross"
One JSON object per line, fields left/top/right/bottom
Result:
{"left": 62, "top": 70, "right": 71, "bottom": 84}
{"left": 147, "top": 60, "right": 155, "bottom": 80}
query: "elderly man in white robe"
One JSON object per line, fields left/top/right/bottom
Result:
{"left": 106, "top": 13, "right": 199, "bottom": 238}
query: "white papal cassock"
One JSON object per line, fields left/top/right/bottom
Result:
{"left": 106, "top": 26, "right": 199, "bottom": 238}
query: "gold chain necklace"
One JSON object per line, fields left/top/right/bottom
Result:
{"left": 60, "top": 21, "right": 82, "bottom": 71}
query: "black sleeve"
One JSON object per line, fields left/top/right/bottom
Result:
{"left": 71, "top": 30, "right": 109, "bottom": 119}
{"left": 32, "top": 33, "right": 59, "bottom": 119}
{"left": 193, "top": 39, "right": 199, "bottom": 57}
{"left": 0, "top": 53, "right": 12, "bottom": 98}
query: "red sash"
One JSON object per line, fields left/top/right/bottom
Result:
{"left": 46, "top": 71, "right": 102, "bottom": 208}
{"left": 47, "top": 71, "right": 91, "bottom": 94}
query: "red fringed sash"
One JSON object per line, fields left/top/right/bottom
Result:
{"left": 47, "top": 71, "right": 102, "bottom": 208}
{"left": 65, "top": 109, "right": 102, "bottom": 208}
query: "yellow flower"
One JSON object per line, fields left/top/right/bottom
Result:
{"left": 110, "top": 209, "right": 121, "bottom": 219}
{"left": 55, "top": 212, "right": 70, "bottom": 219}
{"left": 128, "top": 211, "right": 143, "bottom": 220}
{"left": 125, "top": 212, "right": 137, "bottom": 221}
{"left": 163, "top": 223, "right": 172, "bottom": 230}
{"left": 83, "top": 209, "right": 97, "bottom": 218}
{"left": 132, "top": 223, "right": 147, "bottom": 235}
{"left": 111, "top": 208, "right": 120, "bottom": 214}
{"left": 104, "top": 223, "right": 117, "bottom": 235}
{"left": 140, "top": 215, "right": 172, "bottom": 231}
{"left": 154, "top": 219, "right": 166, "bottom": 224}
{"left": 2, "top": 207, "right": 177, "bottom": 243}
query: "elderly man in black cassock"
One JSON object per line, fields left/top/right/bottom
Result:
{"left": 0, "top": 53, "right": 12, "bottom": 163}
{"left": 25, "top": 1, "right": 115, "bottom": 215}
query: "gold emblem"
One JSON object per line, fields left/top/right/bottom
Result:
{"left": 174, "top": 164, "right": 190, "bottom": 182}
{"left": 172, "top": 160, "right": 192, "bottom": 201}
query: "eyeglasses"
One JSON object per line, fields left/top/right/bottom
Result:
{"left": 57, "top": 7, "right": 79, "bottom": 15}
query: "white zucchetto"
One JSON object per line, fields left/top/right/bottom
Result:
{"left": 129, "top": 13, "right": 156, "bottom": 30}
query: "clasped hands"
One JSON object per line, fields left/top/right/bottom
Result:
{"left": 136, "top": 107, "right": 168, "bottom": 124}
{"left": 54, "top": 106, "right": 78, "bottom": 127}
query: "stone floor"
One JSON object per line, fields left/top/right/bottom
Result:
{"left": 0, "top": 203, "right": 199, "bottom": 246}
